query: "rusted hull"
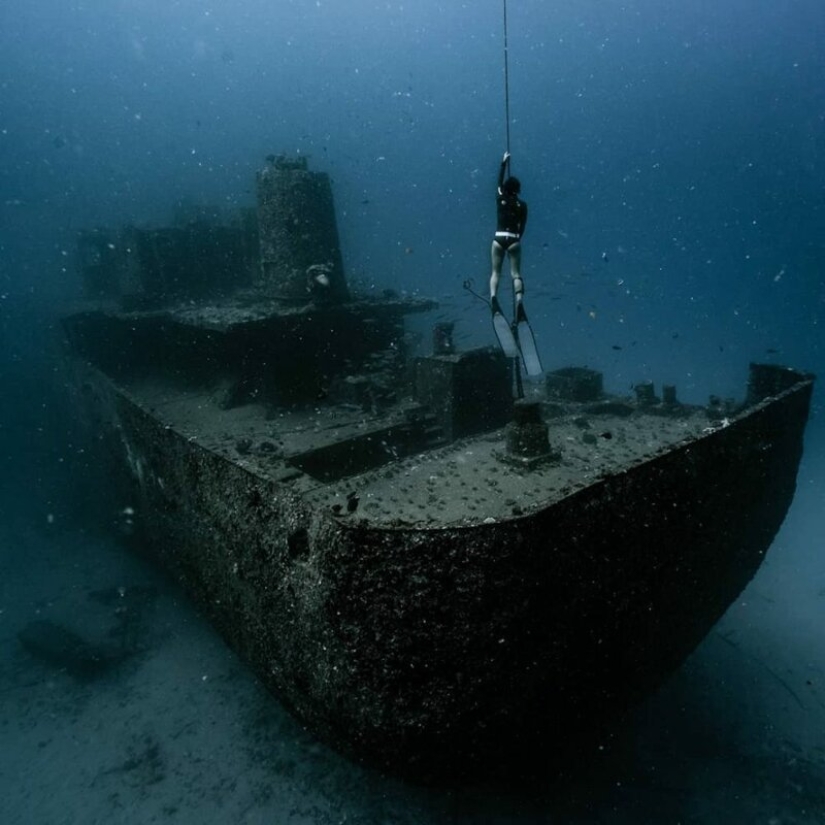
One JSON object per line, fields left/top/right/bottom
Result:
{"left": 75, "top": 364, "right": 813, "bottom": 780}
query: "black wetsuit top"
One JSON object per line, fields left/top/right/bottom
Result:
{"left": 496, "top": 159, "right": 528, "bottom": 241}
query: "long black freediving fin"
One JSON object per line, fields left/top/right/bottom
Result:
{"left": 515, "top": 302, "right": 543, "bottom": 377}
{"left": 491, "top": 298, "right": 520, "bottom": 358}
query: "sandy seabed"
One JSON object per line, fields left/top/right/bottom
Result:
{"left": 1, "top": 428, "right": 824, "bottom": 825}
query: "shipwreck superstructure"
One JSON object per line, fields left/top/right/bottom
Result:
{"left": 63, "top": 155, "right": 815, "bottom": 782}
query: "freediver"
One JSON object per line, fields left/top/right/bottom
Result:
{"left": 489, "top": 151, "right": 528, "bottom": 316}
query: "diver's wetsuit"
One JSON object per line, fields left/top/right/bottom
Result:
{"left": 490, "top": 155, "right": 529, "bottom": 310}
{"left": 495, "top": 158, "right": 528, "bottom": 248}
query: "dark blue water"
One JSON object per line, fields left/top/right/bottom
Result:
{"left": 2, "top": 1, "right": 823, "bottom": 821}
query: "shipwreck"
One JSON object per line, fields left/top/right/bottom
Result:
{"left": 62, "top": 154, "right": 814, "bottom": 782}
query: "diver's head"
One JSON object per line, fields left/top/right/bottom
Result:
{"left": 502, "top": 176, "right": 521, "bottom": 196}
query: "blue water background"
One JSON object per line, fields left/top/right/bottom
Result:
{"left": 1, "top": 1, "right": 823, "bottom": 822}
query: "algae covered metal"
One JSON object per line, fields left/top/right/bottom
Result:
{"left": 63, "top": 156, "right": 814, "bottom": 781}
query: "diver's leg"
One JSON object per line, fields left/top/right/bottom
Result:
{"left": 490, "top": 241, "right": 505, "bottom": 302}
{"left": 509, "top": 242, "right": 524, "bottom": 304}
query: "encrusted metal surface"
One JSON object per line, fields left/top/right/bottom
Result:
{"left": 67, "top": 355, "right": 814, "bottom": 781}
{"left": 63, "top": 154, "right": 816, "bottom": 782}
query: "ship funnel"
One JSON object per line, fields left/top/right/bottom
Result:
{"left": 256, "top": 155, "right": 349, "bottom": 304}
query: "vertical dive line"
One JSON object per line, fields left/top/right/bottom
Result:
{"left": 502, "top": 1, "right": 516, "bottom": 329}
{"left": 503, "top": 0, "right": 511, "bottom": 157}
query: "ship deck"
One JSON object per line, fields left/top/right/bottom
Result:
{"left": 120, "top": 376, "right": 717, "bottom": 528}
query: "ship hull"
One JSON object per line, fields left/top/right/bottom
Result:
{"left": 70, "top": 360, "right": 813, "bottom": 781}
